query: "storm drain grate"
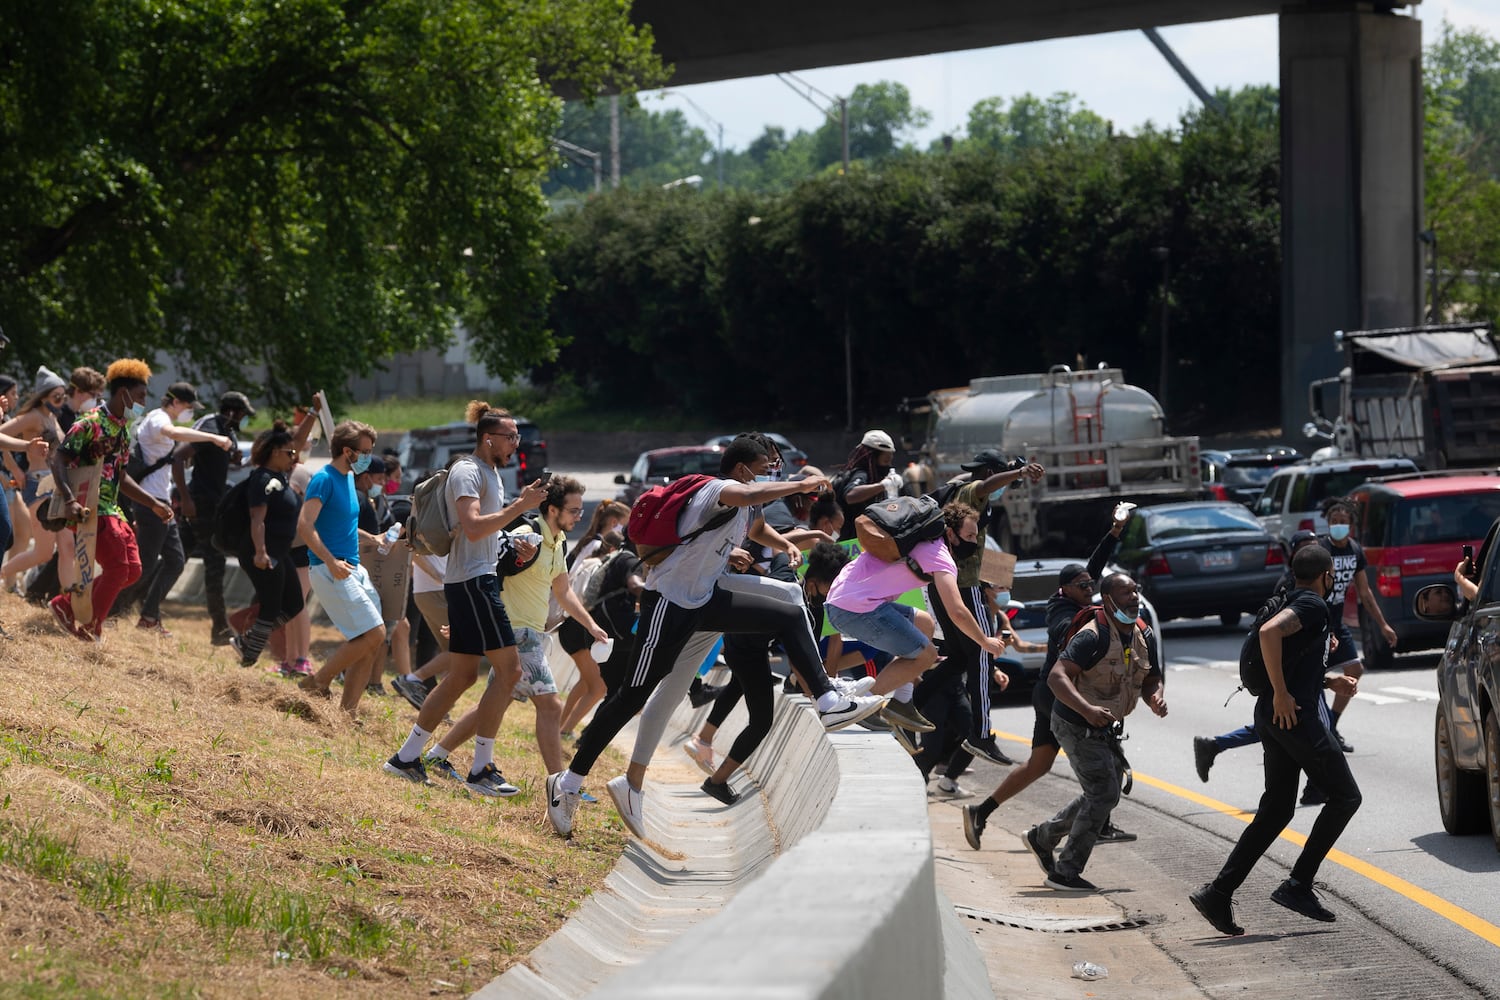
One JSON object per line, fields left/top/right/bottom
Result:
{"left": 953, "top": 904, "right": 1149, "bottom": 934}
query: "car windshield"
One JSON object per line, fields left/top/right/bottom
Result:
{"left": 647, "top": 451, "right": 723, "bottom": 479}
{"left": 1011, "top": 572, "right": 1062, "bottom": 604}
{"left": 1398, "top": 493, "right": 1500, "bottom": 545}
{"left": 1147, "top": 506, "right": 1263, "bottom": 540}
{"left": 1222, "top": 461, "right": 1282, "bottom": 486}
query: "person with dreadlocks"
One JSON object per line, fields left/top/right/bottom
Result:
{"left": 829, "top": 430, "right": 901, "bottom": 541}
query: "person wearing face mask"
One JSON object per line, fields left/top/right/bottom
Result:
{"left": 1024, "top": 572, "right": 1167, "bottom": 893}
{"left": 829, "top": 430, "right": 901, "bottom": 541}
{"left": 175, "top": 389, "right": 261, "bottom": 646}
{"left": 1190, "top": 543, "right": 1363, "bottom": 935}
{"left": 353, "top": 455, "right": 412, "bottom": 697}
{"left": 295, "top": 419, "right": 393, "bottom": 723}
{"left": 1, "top": 367, "right": 67, "bottom": 589}
{"left": 47, "top": 359, "right": 174, "bottom": 641}
{"left": 114, "top": 381, "right": 233, "bottom": 636}
{"left": 962, "top": 509, "right": 1134, "bottom": 851}
{"left": 57, "top": 367, "right": 106, "bottom": 434}
{"left": 1315, "top": 497, "right": 1395, "bottom": 757}
{"left": 824, "top": 501, "right": 1008, "bottom": 756}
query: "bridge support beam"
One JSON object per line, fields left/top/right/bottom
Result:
{"left": 1279, "top": 4, "right": 1423, "bottom": 435}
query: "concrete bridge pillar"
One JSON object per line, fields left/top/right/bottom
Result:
{"left": 1279, "top": 3, "right": 1423, "bottom": 434}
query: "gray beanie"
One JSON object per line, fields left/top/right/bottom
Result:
{"left": 33, "top": 365, "right": 65, "bottom": 396}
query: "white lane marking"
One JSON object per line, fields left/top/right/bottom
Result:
{"left": 1353, "top": 692, "right": 1405, "bottom": 705}
{"left": 1380, "top": 686, "right": 1438, "bottom": 702}
{"left": 1169, "top": 663, "right": 1202, "bottom": 671}
{"left": 1174, "top": 656, "right": 1216, "bottom": 664}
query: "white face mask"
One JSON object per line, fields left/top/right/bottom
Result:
{"left": 175, "top": 407, "right": 194, "bottom": 425}
{"left": 993, "top": 589, "right": 1011, "bottom": 606}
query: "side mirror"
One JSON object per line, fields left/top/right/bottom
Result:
{"left": 1413, "top": 583, "right": 1460, "bottom": 621}
{"left": 614, "top": 474, "right": 627, "bottom": 485}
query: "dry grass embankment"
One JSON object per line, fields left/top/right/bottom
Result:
{"left": 0, "top": 594, "right": 626, "bottom": 998}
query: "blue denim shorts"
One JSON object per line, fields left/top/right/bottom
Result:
{"left": 825, "top": 601, "right": 929, "bottom": 659}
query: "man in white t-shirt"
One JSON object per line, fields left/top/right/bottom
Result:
{"left": 118, "top": 381, "right": 233, "bottom": 636}
{"left": 546, "top": 434, "right": 886, "bottom": 839}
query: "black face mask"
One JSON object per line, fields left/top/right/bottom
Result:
{"left": 952, "top": 539, "right": 980, "bottom": 561}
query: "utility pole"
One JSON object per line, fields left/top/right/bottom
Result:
{"left": 840, "top": 97, "right": 849, "bottom": 174}
{"left": 1151, "top": 246, "right": 1171, "bottom": 420}
{"left": 609, "top": 95, "right": 620, "bottom": 189}
{"left": 718, "top": 122, "right": 725, "bottom": 190}
{"left": 1420, "top": 229, "right": 1439, "bottom": 321}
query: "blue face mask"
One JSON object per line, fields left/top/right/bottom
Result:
{"left": 350, "top": 452, "right": 372, "bottom": 475}
{"left": 366, "top": 483, "right": 382, "bottom": 498}
{"left": 754, "top": 474, "right": 775, "bottom": 483}
{"left": 993, "top": 590, "right": 1011, "bottom": 606}
{"left": 128, "top": 401, "right": 145, "bottom": 419}
{"left": 1112, "top": 606, "right": 1138, "bottom": 625}
{"left": 1328, "top": 524, "right": 1351, "bottom": 541}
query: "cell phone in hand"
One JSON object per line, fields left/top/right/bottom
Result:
{"left": 532, "top": 471, "right": 552, "bottom": 487}
{"left": 1463, "top": 544, "right": 1474, "bottom": 561}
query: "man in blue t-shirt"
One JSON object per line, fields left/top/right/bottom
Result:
{"left": 296, "top": 420, "right": 387, "bottom": 722}
{"left": 1190, "top": 544, "right": 1362, "bottom": 936}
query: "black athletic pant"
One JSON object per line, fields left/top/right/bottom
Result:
{"left": 925, "top": 580, "right": 993, "bottom": 741}
{"left": 913, "top": 668, "right": 973, "bottom": 781}
{"left": 1211, "top": 700, "right": 1362, "bottom": 895}
{"left": 712, "top": 633, "right": 778, "bottom": 766}
{"left": 569, "top": 585, "right": 832, "bottom": 777}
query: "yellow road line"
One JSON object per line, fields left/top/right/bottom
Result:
{"left": 992, "top": 728, "right": 1500, "bottom": 948}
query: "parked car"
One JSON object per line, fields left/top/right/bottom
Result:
{"left": 1413, "top": 515, "right": 1500, "bottom": 847}
{"left": 1110, "top": 502, "right": 1285, "bottom": 627}
{"left": 704, "top": 433, "right": 809, "bottom": 471}
{"left": 397, "top": 417, "right": 547, "bottom": 497}
{"left": 1347, "top": 470, "right": 1500, "bottom": 669}
{"left": 992, "top": 554, "right": 1163, "bottom": 695}
{"left": 614, "top": 445, "right": 726, "bottom": 506}
{"left": 1253, "top": 455, "right": 1418, "bottom": 542}
{"left": 1200, "top": 447, "right": 1302, "bottom": 507}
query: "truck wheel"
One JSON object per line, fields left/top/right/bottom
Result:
{"left": 1359, "top": 608, "right": 1395, "bottom": 671}
{"left": 1487, "top": 712, "right": 1500, "bottom": 851}
{"left": 1437, "top": 708, "right": 1487, "bottom": 835}
{"left": 1219, "top": 612, "right": 1242, "bottom": 629}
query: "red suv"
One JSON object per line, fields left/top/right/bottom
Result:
{"left": 1349, "top": 471, "right": 1500, "bottom": 668}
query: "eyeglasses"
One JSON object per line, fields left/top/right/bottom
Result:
{"left": 1069, "top": 578, "right": 1095, "bottom": 590}
{"left": 496, "top": 432, "right": 520, "bottom": 442}
{"left": 563, "top": 506, "right": 584, "bottom": 516}
{"left": 280, "top": 448, "right": 298, "bottom": 458}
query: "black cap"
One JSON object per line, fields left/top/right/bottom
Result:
{"left": 1058, "top": 562, "right": 1089, "bottom": 587}
{"left": 219, "top": 390, "right": 255, "bottom": 416}
{"left": 961, "top": 449, "right": 1008, "bottom": 473}
{"left": 1288, "top": 530, "right": 1318, "bottom": 552}
{"left": 165, "top": 381, "right": 202, "bottom": 409}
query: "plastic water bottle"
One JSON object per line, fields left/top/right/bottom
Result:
{"left": 378, "top": 521, "right": 402, "bottom": 555}
{"left": 521, "top": 531, "right": 544, "bottom": 547}
{"left": 1071, "top": 961, "right": 1107, "bottom": 981}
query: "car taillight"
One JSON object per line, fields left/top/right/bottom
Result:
{"left": 1146, "top": 554, "right": 1171, "bottom": 576}
{"left": 1209, "top": 484, "right": 1230, "bottom": 501}
{"left": 1298, "top": 518, "right": 1315, "bottom": 532}
{"left": 1265, "top": 544, "right": 1285, "bottom": 567}
{"left": 1006, "top": 607, "right": 1019, "bottom": 620}
{"left": 518, "top": 452, "right": 528, "bottom": 475}
{"left": 1377, "top": 565, "right": 1402, "bottom": 598}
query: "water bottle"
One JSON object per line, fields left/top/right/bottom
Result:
{"left": 1070, "top": 961, "right": 1107, "bottom": 981}
{"left": 378, "top": 521, "right": 402, "bottom": 555}
{"left": 521, "top": 531, "right": 544, "bottom": 547}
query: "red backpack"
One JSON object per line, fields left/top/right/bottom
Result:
{"left": 629, "top": 475, "right": 737, "bottom": 567}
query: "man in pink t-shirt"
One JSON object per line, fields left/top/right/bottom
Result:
{"left": 825, "top": 501, "right": 1006, "bottom": 745}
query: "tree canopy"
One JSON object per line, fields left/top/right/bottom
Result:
{"left": 0, "top": 0, "right": 660, "bottom": 403}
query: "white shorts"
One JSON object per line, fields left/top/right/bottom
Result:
{"left": 511, "top": 626, "right": 557, "bottom": 699}
{"left": 309, "top": 562, "right": 384, "bottom": 640}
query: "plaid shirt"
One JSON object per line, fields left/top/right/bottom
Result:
{"left": 58, "top": 408, "right": 132, "bottom": 517}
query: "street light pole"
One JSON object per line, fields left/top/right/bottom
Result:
{"left": 1420, "top": 229, "right": 1438, "bottom": 321}
{"left": 840, "top": 97, "right": 849, "bottom": 174}
{"left": 1151, "top": 246, "right": 1171, "bottom": 421}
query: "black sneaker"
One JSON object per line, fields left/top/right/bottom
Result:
{"left": 700, "top": 777, "right": 740, "bottom": 805}
{"left": 210, "top": 627, "right": 235, "bottom": 647}
{"left": 1190, "top": 883, "right": 1245, "bottom": 936}
{"left": 1334, "top": 729, "right": 1354, "bottom": 753}
{"left": 1300, "top": 782, "right": 1328, "bottom": 806}
{"left": 1021, "top": 827, "right": 1054, "bottom": 875}
{"left": 962, "top": 804, "right": 986, "bottom": 850}
{"left": 1271, "top": 878, "right": 1336, "bottom": 922}
{"left": 229, "top": 634, "right": 256, "bottom": 668}
{"left": 688, "top": 680, "right": 724, "bottom": 708}
{"left": 392, "top": 675, "right": 428, "bottom": 710}
{"left": 1193, "top": 736, "right": 1218, "bottom": 783}
{"left": 422, "top": 754, "right": 463, "bottom": 783}
{"left": 365, "top": 680, "right": 389, "bottom": 697}
{"left": 465, "top": 763, "right": 520, "bottom": 798}
{"left": 382, "top": 754, "right": 431, "bottom": 785}
{"left": 1044, "top": 870, "right": 1097, "bottom": 892}
{"left": 1096, "top": 821, "right": 1137, "bottom": 843}
{"left": 962, "top": 734, "right": 1016, "bottom": 767}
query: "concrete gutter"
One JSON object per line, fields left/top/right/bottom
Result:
{"left": 479, "top": 683, "right": 989, "bottom": 998}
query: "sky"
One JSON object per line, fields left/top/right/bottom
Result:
{"left": 640, "top": 1, "right": 1500, "bottom": 152}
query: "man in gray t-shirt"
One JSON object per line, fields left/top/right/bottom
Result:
{"left": 444, "top": 456, "right": 504, "bottom": 583}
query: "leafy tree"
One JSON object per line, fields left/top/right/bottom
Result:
{"left": 1426, "top": 21, "right": 1500, "bottom": 179}
{"left": 547, "top": 98, "right": 713, "bottom": 197}
{"left": 811, "top": 82, "right": 931, "bottom": 168}
{"left": 959, "top": 92, "right": 1111, "bottom": 157}
{"left": 0, "top": 0, "right": 659, "bottom": 404}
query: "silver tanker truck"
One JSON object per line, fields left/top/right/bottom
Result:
{"left": 900, "top": 365, "right": 1201, "bottom": 555}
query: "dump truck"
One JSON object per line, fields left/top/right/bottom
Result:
{"left": 900, "top": 366, "right": 1201, "bottom": 555}
{"left": 1303, "top": 323, "right": 1500, "bottom": 469}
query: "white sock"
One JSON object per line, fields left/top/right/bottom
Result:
{"left": 815, "top": 690, "right": 841, "bottom": 712}
{"left": 560, "top": 770, "right": 585, "bottom": 794}
{"left": 472, "top": 736, "right": 495, "bottom": 773}
{"left": 403, "top": 672, "right": 421, "bottom": 683}
{"left": 893, "top": 683, "right": 914, "bottom": 704}
{"left": 425, "top": 744, "right": 450, "bottom": 761}
{"left": 397, "top": 725, "right": 432, "bottom": 763}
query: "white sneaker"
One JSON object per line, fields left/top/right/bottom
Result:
{"left": 607, "top": 775, "right": 647, "bottom": 838}
{"left": 546, "top": 771, "right": 581, "bottom": 837}
{"left": 682, "top": 736, "right": 717, "bottom": 776}
{"left": 935, "top": 776, "right": 974, "bottom": 799}
{"left": 833, "top": 675, "right": 877, "bottom": 697}
{"left": 820, "top": 694, "right": 886, "bottom": 732}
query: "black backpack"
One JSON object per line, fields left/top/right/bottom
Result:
{"left": 1238, "top": 592, "right": 1291, "bottom": 696}
{"left": 211, "top": 477, "right": 254, "bottom": 556}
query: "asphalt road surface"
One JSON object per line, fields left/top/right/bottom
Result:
{"left": 981, "top": 616, "right": 1499, "bottom": 998}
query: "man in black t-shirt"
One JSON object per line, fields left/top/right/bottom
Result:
{"left": 1190, "top": 544, "right": 1363, "bottom": 936}
{"left": 1316, "top": 498, "right": 1396, "bottom": 754}
{"left": 174, "top": 390, "right": 254, "bottom": 645}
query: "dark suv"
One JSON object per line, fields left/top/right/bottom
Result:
{"left": 1348, "top": 471, "right": 1500, "bottom": 669}
{"left": 397, "top": 417, "right": 547, "bottom": 495}
{"left": 1414, "top": 516, "right": 1500, "bottom": 848}
{"left": 614, "top": 445, "right": 725, "bottom": 506}
{"left": 1200, "top": 447, "right": 1302, "bottom": 507}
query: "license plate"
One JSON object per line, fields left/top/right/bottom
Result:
{"left": 1200, "top": 550, "right": 1235, "bottom": 570}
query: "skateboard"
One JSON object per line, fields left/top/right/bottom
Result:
{"left": 47, "top": 464, "right": 103, "bottom": 626}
